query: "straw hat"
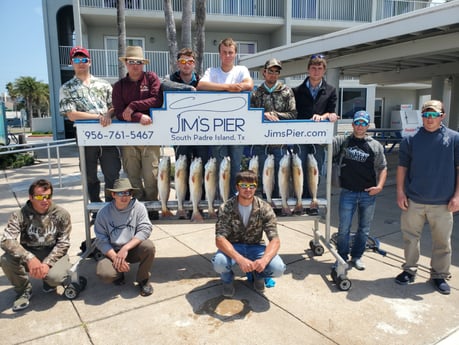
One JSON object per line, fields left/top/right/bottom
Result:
{"left": 119, "top": 46, "right": 150, "bottom": 64}
{"left": 107, "top": 178, "right": 139, "bottom": 192}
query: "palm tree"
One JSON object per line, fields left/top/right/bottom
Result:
{"left": 181, "top": 0, "right": 192, "bottom": 49}
{"left": 195, "top": 0, "right": 206, "bottom": 75}
{"left": 117, "top": 0, "right": 127, "bottom": 79}
{"left": 13, "top": 77, "right": 40, "bottom": 126}
{"left": 164, "top": 0, "right": 178, "bottom": 74}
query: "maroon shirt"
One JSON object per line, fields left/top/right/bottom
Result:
{"left": 112, "top": 71, "right": 163, "bottom": 122}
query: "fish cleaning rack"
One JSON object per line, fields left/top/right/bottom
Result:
{"left": 75, "top": 92, "right": 350, "bottom": 290}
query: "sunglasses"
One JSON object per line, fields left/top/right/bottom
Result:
{"left": 115, "top": 191, "right": 132, "bottom": 197}
{"left": 310, "top": 54, "right": 325, "bottom": 59}
{"left": 72, "top": 57, "right": 89, "bottom": 64}
{"left": 127, "top": 60, "right": 144, "bottom": 65}
{"left": 33, "top": 194, "right": 52, "bottom": 200}
{"left": 421, "top": 111, "right": 442, "bottom": 119}
{"left": 266, "top": 69, "right": 281, "bottom": 75}
{"left": 178, "top": 59, "right": 195, "bottom": 65}
{"left": 353, "top": 120, "right": 369, "bottom": 127}
{"left": 237, "top": 183, "right": 257, "bottom": 190}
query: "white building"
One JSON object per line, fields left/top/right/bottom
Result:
{"left": 42, "top": 0, "right": 458, "bottom": 139}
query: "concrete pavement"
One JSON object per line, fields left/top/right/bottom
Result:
{"left": 0, "top": 141, "right": 458, "bottom": 345}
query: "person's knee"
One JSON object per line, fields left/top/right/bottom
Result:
{"left": 212, "top": 253, "right": 229, "bottom": 273}
{"left": 268, "top": 258, "right": 286, "bottom": 277}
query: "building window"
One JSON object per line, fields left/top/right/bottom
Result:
{"left": 339, "top": 88, "right": 367, "bottom": 120}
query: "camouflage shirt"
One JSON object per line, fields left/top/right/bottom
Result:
{"left": 59, "top": 75, "right": 112, "bottom": 117}
{"left": 250, "top": 82, "right": 297, "bottom": 120}
{"left": 1, "top": 202, "right": 71, "bottom": 266}
{"left": 215, "top": 196, "right": 278, "bottom": 244}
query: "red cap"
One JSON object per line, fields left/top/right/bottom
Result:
{"left": 70, "top": 46, "right": 90, "bottom": 59}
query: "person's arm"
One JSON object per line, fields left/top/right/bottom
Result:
{"left": 396, "top": 166, "right": 408, "bottom": 210}
{"left": 216, "top": 236, "right": 255, "bottom": 273}
{"left": 448, "top": 167, "right": 459, "bottom": 212}
{"left": 42, "top": 208, "right": 72, "bottom": 267}
{"left": 366, "top": 167, "right": 387, "bottom": 196}
{"left": 252, "top": 237, "right": 280, "bottom": 273}
{"left": 0, "top": 212, "right": 35, "bottom": 263}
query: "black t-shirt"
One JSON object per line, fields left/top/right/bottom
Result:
{"left": 340, "top": 137, "right": 376, "bottom": 192}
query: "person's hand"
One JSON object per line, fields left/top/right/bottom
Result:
{"left": 99, "top": 114, "right": 112, "bottom": 127}
{"left": 236, "top": 257, "right": 254, "bottom": 273}
{"left": 122, "top": 107, "right": 134, "bottom": 121}
{"left": 264, "top": 112, "right": 279, "bottom": 121}
{"left": 226, "top": 84, "right": 243, "bottom": 92}
{"left": 311, "top": 114, "right": 323, "bottom": 122}
{"left": 139, "top": 114, "right": 152, "bottom": 125}
{"left": 365, "top": 186, "right": 382, "bottom": 196}
{"left": 448, "top": 195, "right": 459, "bottom": 213}
{"left": 112, "top": 248, "right": 130, "bottom": 272}
{"left": 397, "top": 191, "right": 409, "bottom": 211}
{"left": 252, "top": 257, "right": 268, "bottom": 273}
{"left": 328, "top": 113, "right": 339, "bottom": 122}
{"left": 27, "top": 257, "right": 49, "bottom": 279}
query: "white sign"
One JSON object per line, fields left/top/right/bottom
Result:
{"left": 76, "top": 92, "right": 334, "bottom": 146}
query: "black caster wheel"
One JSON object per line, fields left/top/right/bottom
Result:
{"left": 78, "top": 276, "right": 88, "bottom": 291}
{"left": 336, "top": 275, "right": 352, "bottom": 291}
{"left": 64, "top": 283, "right": 81, "bottom": 300}
{"left": 309, "top": 240, "right": 324, "bottom": 256}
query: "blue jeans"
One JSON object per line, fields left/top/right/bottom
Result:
{"left": 337, "top": 189, "right": 376, "bottom": 261}
{"left": 212, "top": 243, "right": 286, "bottom": 283}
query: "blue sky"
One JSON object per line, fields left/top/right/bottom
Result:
{"left": 0, "top": 0, "right": 48, "bottom": 95}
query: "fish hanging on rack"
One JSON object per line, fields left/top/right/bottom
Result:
{"left": 158, "top": 156, "right": 173, "bottom": 218}
{"left": 292, "top": 153, "right": 304, "bottom": 215}
{"left": 204, "top": 157, "right": 218, "bottom": 218}
{"left": 189, "top": 157, "right": 203, "bottom": 222}
{"left": 219, "top": 156, "right": 231, "bottom": 203}
{"left": 278, "top": 152, "right": 292, "bottom": 216}
{"left": 248, "top": 155, "right": 259, "bottom": 176}
{"left": 174, "top": 154, "right": 188, "bottom": 219}
{"left": 262, "top": 154, "right": 275, "bottom": 206}
{"left": 306, "top": 153, "right": 319, "bottom": 213}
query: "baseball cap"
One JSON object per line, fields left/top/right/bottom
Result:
{"left": 353, "top": 110, "right": 370, "bottom": 124}
{"left": 421, "top": 100, "right": 443, "bottom": 113}
{"left": 264, "top": 58, "right": 282, "bottom": 70}
{"left": 70, "top": 46, "right": 90, "bottom": 59}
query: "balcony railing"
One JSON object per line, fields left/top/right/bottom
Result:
{"left": 80, "top": 0, "right": 440, "bottom": 22}
{"left": 59, "top": 46, "right": 260, "bottom": 80}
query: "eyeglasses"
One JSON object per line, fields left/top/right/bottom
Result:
{"left": 114, "top": 191, "right": 132, "bottom": 197}
{"left": 353, "top": 121, "right": 369, "bottom": 127}
{"left": 33, "top": 194, "right": 52, "bottom": 200}
{"left": 237, "top": 183, "right": 257, "bottom": 190}
{"left": 310, "top": 54, "right": 325, "bottom": 60}
{"left": 421, "top": 111, "right": 442, "bottom": 119}
{"left": 178, "top": 59, "right": 195, "bottom": 65}
{"left": 126, "top": 60, "right": 144, "bottom": 65}
{"left": 72, "top": 57, "right": 89, "bottom": 64}
{"left": 266, "top": 69, "right": 281, "bottom": 75}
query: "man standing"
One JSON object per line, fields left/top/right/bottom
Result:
{"left": 293, "top": 54, "right": 338, "bottom": 212}
{"left": 112, "top": 46, "right": 163, "bottom": 219}
{"left": 170, "top": 47, "right": 200, "bottom": 88}
{"left": 332, "top": 111, "right": 387, "bottom": 271}
{"left": 250, "top": 58, "right": 297, "bottom": 197}
{"left": 212, "top": 170, "right": 286, "bottom": 297}
{"left": 59, "top": 46, "right": 121, "bottom": 208}
{"left": 197, "top": 38, "right": 254, "bottom": 195}
{"left": 395, "top": 100, "right": 459, "bottom": 295}
{"left": 1, "top": 179, "right": 72, "bottom": 312}
{"left": 94, "top": 178, "right": 155, "bottom": 297}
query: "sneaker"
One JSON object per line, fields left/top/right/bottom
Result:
{"left": 42, "top": 281, "right": 56, "bottom": 293}
{"left": 253, "top": 277, "right": 265, "bottom": 292}
{"left": 12, "top": 289, "right": 32, "bottom": 312}
{"left": 222, "top": 282, "right": 235, "bottom": 298}
{"left": 395, "top": 271, "right": 415, "bottom": 285}
{"left": 433, "top": 278, "right": 451, "bottom": 295}
{"left": 139, "top": 280, "right": 153, "bottom": 297}
{"left": 352, "top": 258, "right": 366, "bottom": 271}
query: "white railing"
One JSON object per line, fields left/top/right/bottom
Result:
{"left": 60, "top": 47, "right": 260, "bottom": 80}
{"left": 80, "top": 0, "right": 284, "bottom": 17}
{"left": 80, "top": 0, "right": 442, "bottom": 21}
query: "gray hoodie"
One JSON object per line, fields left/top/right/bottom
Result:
{"left": 94, "top": 199, "right": 152, "bottom": 254}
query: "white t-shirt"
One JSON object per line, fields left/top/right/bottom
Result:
{"left": 201, "top": 65, "right": 251, "bottom": 84}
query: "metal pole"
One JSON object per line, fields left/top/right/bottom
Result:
{"left": 56, "top": 145, "right": 62, "bottom": 188}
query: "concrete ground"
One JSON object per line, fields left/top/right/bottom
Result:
{"left": 0, "top": 139, "right": 458, "bottom": 345}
